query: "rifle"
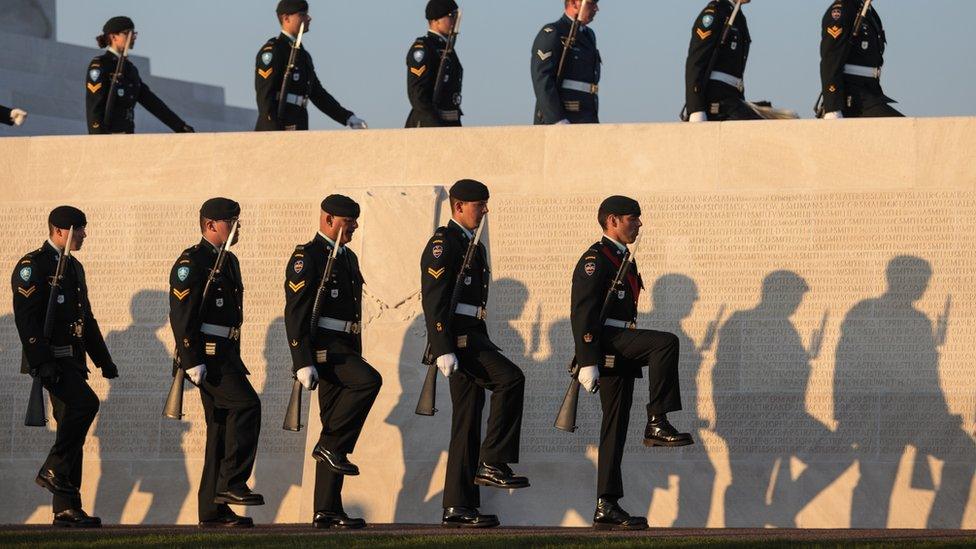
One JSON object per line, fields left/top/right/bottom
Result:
{"left": 103, "top": 31, "right": 134, "bottom": 127}
{"left": 276, "top": 22, "right": 306, "bottom": 125}
{"left": 432, "top": 9, "right": 462, "bottom": 107}
{"left": 555, "top": 235, "right": 641, "bottom": 433}
{"left": 416, "top": 217, "right": 487, "bottom": 416}
{"left": 25, "top": 226, "right": 75, "bottom": 427}
{"left": 681, "top": 0, "right": 743, "bottom": 121}
{"left": 556, "top": 0, "right": 589, "bottom": 82}
{"left": 815, "top": 0, "right": 873, "bottom": 117}
{"left": 163, "top": 220, "right": 239, "bottom": 420}
{"left": 283, "top": 228, "right": 343, "bottom": 432}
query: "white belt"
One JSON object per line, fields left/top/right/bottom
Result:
{"left": 277, "top": 92, "right": 309, "bottom": 107}
{"left": 844, "top": 64, "right": 881, "bottom": 79}
{"left": 52, "top": 345, "right": 74, "bottom": 358}
{"left": 201, "top": 323, "right": 241, "bottom": 340}
{"left": 710, "top": 71, "right": 744, "bottom": 93}
{"left": 438, "top": 110, "right": 460, "bottom": 122}
{"left": 455, "top": 303, "right": 487, "bottom": 320}
{"left": 561, "top": 79, "right": 599, "bottom": 94}
{"left": 604, "top": 319, "right": 636, "bottom": 329}
{"left": 317, "top": 316, "right": 362, "bottom": 334}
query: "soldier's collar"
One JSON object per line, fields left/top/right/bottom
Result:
{"left": 602, "top": 235, "right": 627, "bottom": 254}
{"left": 317, "top": 231, "right": 345, "bottom": 254}
{"left": 106, "top": 46, "right": 122, "bottom": 58}
{"left": 427, "top": 30, "right": 448, "bottom": 43}
{"left": 200, "top": 237, "right": 221, "bottom": 253}
{"left": 281, "top": 30, "right": 298, "bottom": 43}
{"left": 449, "top": 218, "right": 474, "bottom": 240}
{"left": 45, "top": 239, "right": 64, "bottom": 258}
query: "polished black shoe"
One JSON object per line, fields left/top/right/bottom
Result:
{"left": 474, "top": 463, "right": 530, "bottom": 489}
{"left": 311, "top": 445, "right": 360, "bottom": 476}
{"left": 593, "top": 498, "right": 648, "bottom": 531}
{"left": 214, "top": 487, "right": 265, "bottom": 506}
{"left": 313, "top": 510, "right": 367, "bottom": 529}
{"left": 53, "top": 508, "right": 101, "bottom": 528}
{"left": 643, "top": 415, "right": 694, "bottom": 447}
{"left": 36, "top": 469, "right": 79, "bottom": 496}
{"left": 441, "top": 507, "right": 500, "bottom": 528}
{"left": 199, "top": 512, "right": 255, "bottom": 528}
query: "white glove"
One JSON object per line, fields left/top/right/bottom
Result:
{"left": 555, "top": 119, "right": 571, "bottom": 125}
{"left": 578, "top": 365, "right": 600, "bottom": 394}
{"left": 296, "top": 365, "right": 319, "bottom": 390}
{"left": 10, "top": 108, "right": 27, "bottom": 126}
{"left": 186, "top": 364, "right": 207, "bottom": 386}
{"left": 347, "top": 115, "right": 368, "bottom": 129}
{"left": 688, "top": 111, "right": 707, "bottom": 123}
{"left": 436, "top": 353, "right": 459, "bottom": 378}
{"left": 823, "top": 111, "right": 843, "bottom": 120}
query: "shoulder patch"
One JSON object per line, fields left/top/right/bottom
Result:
{"left": 702, "top": 14, "right": 715, "bottom": 29}
{"left": 261, "top": 51, "right": 273, "bottom": 66}
{"left": 89, "top": 68, "right": 101, "bottom": 82}
{"left": 18, "top": 265, "right": 32, "bottom": 282}
{"left": 176, "top": 265, "right": 190, "bottom": 282}
{"left": 413, "top": 48, "right": 425, "bottom": 64}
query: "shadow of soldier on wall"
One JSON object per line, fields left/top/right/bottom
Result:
{"left": 95, "top": 289, "right": 190, "bottom": 524}
{"left": 713, "top": 271, "right": 847, "bottom": 527}
{"left": 635, "top": 274, "right": 716, "bottom": 527}
{"left": 834, "top": 255, "right": 974, "bottom": 528}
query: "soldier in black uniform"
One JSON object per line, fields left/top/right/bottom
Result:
{"left": 255, "top": 0, "right": 367, "bottom": 131}
{"left": 12, "top": 206, "right": 118, "bottom": 528}
{"left": 531, "top": 0, "right": 601, "bottom": 125}
{"left": 420, "top": 180, "right": 528, "bottom": 528}
{"left": 168, "top": 198, "right": 263, "bottom": 528}
{"left": 406, "top": 0, "right": 464, "bottom": 128}
{"left": 685, "top": 0, "right": 760, "bottom": 122}
{"left": 1, "top": 104, "right": 27, "bottom": 126}
{"left": 85, "top": 17, "right": 194, "bottom": 134}
{"left": 283, "top": 195, "right": 382, "bottom": 529}
{"left": 820, "top": 0, "right": 901, "bottom": 118}
{"left": 570, "top": 196, "right": 693, "bottom": 530}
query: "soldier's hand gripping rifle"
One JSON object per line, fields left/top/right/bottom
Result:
{"left": 556, "top": 0, "right": 589, "bottom": 82}
{"left": 815, "top": 0, "right": 873, "bottom": 117}
{"left": 276, "top": 22, "right": 306, "bottom": 125}
{"left": 555, "top": 235, "right": 641, "bottom": 433}
{"left": 432, "top": 9, "right": 462, "bottom": 107}
{"left": 163, "top": 220, "right": 239, "bottom": 420}
{"left": 103, "top": 31, "right": 134, "bottom": 127}
{"left": 416, "top": 217, "right": 486, "bottom": 416}
{"left": 681, "top": 0, "right": 743, "bottom": 121}
{"left": 25, "top": 226, "right": 75, "bottom": 427}
{"left": 283, "top": 228, "right": 343, "bottom": 432}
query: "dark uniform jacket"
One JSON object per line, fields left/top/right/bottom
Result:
{"left": 168, "top": 239, "right": 245, "bottom": 375}
{"left": 531, "top": 14, "right": 601, "bottom": 124}
{"left": 284, "top": 234, "right": 365, "bottom": 373}
{"left": 406, "top": 31, "right": 463, "bottom": 128}
{"left": 821, "top": 0, "right": 891, "bottom": 113}
{"left": 254, "top": 33, "right": 353, "bottom": 131}
{"left": 421, "top": 221, "right": 498, "bottom": 360}
{"left": 571, "top": 237, "right": 645, "bottom": 377}
{"left": 85, "top": 50, "right": 188, "bottom": 134}
{"left": 11, "top": 242, "right": 112, "bottom": 376}
{"left": 685, "top": 0, "right": 751, "bottom": 114}
{"left": 1, "top": 104, "right": 12, "bottom": 126}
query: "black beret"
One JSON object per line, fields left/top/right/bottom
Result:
{"left": 449, "top": 179, "right": 489, "bottom": 202}
{"left": 426, "top": 0, "right": 459, "bottom": 20}
{"left": 200, "top": 197, "right": 241, "bottom": 221}
{"left": 102, "top": 16, "right": 134, "bottom": 35}
{"left": 321, "top": 194, "right": 361, "bottom": 218}
{"left": 276, "top": 0, "right": 309, "bottom": 15}
{"left": 599, "top": 195, "right": 641, "bottom": 217}
{"left": 48, "top": 206, "right": 87, "bottom": 230}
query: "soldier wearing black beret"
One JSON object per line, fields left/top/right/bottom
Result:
{"left": 255, "top": 0, "right": 367, "bottom": 131}
{"left": 405, "top": 0, "right": 464, "bottom": 128}
{"left": 11, "top": 206, "right": 118, "bottom": 527}
{"left": 819, "top": 0, "right": 901, "bottom": 118}
{"left": 283, "top": 195, "right": 381, "bottom": 529}
{"left": 420, "top": 179, "right": 528, "bottom": 528}
{"left": 86, "top": 16, "right": 194, "bottom": 134}
{"left": 168, "top": 198, "right": 263, "bottom": 527}
{"left": 531, "top": 0, "right": 602, "bottom": 124}
{"left": 570, "top": 196, "right": 692, "bottom": 530}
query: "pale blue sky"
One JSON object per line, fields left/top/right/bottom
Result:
{"left": 57, "top": 1, "right": 975, "bottom": 130}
